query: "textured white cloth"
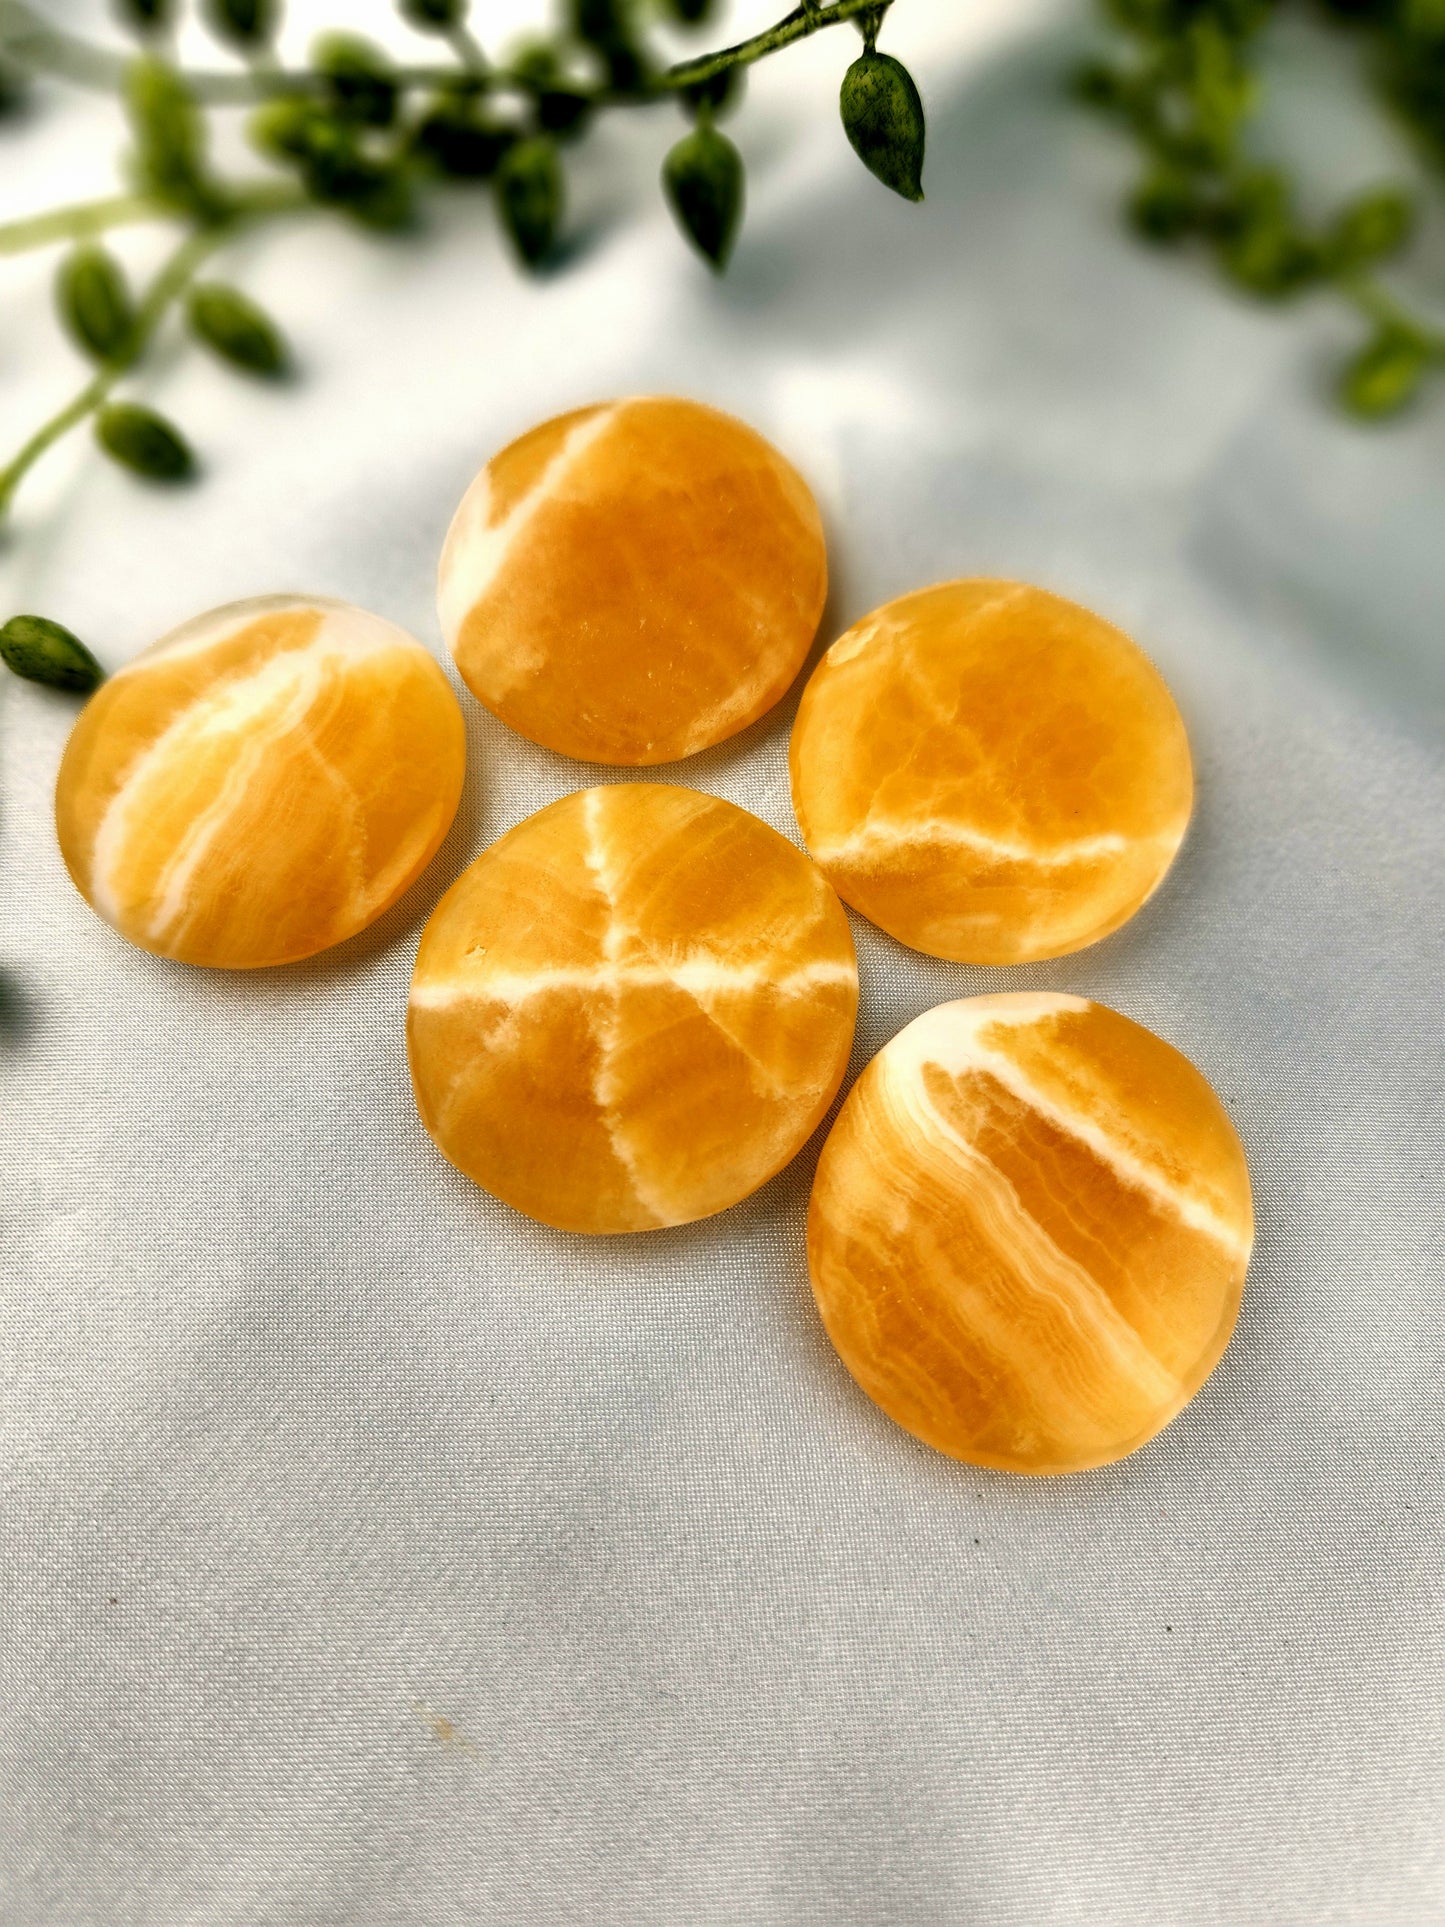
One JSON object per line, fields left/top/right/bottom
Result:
{"left": 3, "top": 4, "right": 1443, "bottom": 1924}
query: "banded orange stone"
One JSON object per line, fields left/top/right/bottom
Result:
{"left": 54, "top": 595, "right": 465, "bottom": 969}
{"left": 407, "top": 784, "right": 858, "bottom": 1234}
{"left": 790, "top": 580, "right": 1193, "bottom": 964}
{"left": 807, "top": 994, "right": 1253, "bottom": 1473}
{"left": 436, "top": 397, "right": 828, "bottom": 766}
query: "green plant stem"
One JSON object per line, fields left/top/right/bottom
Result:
{"left": 0, "top": 200, "right": 298, "bottom": 518}
{"left": 446, "top": 23, "right": 489, "bottom": 78}
{"left": 655, "top": 0, "right": 891, "bottom": 94}
{"left": 0, "top": 192, "right": 164, "bottom": 257}
{"left": 1, "top": 0, "right": 890, "bottom": 106}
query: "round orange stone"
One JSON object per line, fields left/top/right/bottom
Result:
{"left": 436, "top": 397, "right": 827, "bottom": 765}
{"left": 407, "top": 784, "right": 858, "bottom": 1234}
{"left": 790, "top": 581, "right": 1193, "bottom": 964}
{"left": 808, "top": 994, "right": 1253, "bottom": 1474}
{"left": 54, "top": 595, "right": 465, "bottom": 969}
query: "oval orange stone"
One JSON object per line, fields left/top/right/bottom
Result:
{"left": 408, "top": 784, "right": 858, "bottom": 1233}
{"left": 790, "top": 581, "right": 1193, "bottom": 964}
{"left": 808, "top": 994, "right": 1253, "bottom": 1474}
{"left": 54, "top": 595, "right": 465, "bottom": 969}
{"left": 437, "top": 397, "right": 827, "bottom": 765}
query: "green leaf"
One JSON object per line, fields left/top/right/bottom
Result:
{"left": 1128, "top": 168, "right": 1200, "bottom": 242}
{"left": 95, "top": 403, "right": 195, "bottom": 482}
{"left": 1329, "top": 189, "right": 1416, "bottom": 270}
{"left": 203, "top": 0, "right": 277, "bottom": 47}
{"left": 840, "top": 52, "right": 925, "bottom": 203}
{"left": 569, "top": 0, "right": 648, "bottom": 90}
{"left": 1218, "top": 220, "right": 1320, "bottom": 297}
{"left": 0, "top": 615, "right": 105, "bottom": 694}
{"left": 663, "top": 125, "right": 744, "bottom": 270}
{"left": 1339, "top": 331, "right": 1431, "bottom": 419}
{"left": 0, "top": 56, "right": 27, "bottom": 118}
{"left": 571, "top": 0, "right": 632, "bottom": 49}
{"left": 496, "top": 136, "right": 563, "bottom": 267}
{"left": 313, "top": 33, "right": 398, "bottom": 129}
{"left": 188, "top": 283, "right": 288, "bottom": 376}
{"left": 251, "top": 102, "right": 410, "bottom": 222}
{"left": 399, "top": 0, "right": 465, "bottom": 27}
{"left": 343, "top": 170, "right": 415, "bottom": 231}
{"left": 537, "top": 89, "right": 594, "bottom": 141}
{"left": 1073, "top": 58, "right": 1130, "bottom": 111}
{"left": 114, "top": 0, "right": 174, "bottom": 34}
{"left": 56, "top": 246, "right": 136, "bottom": 364}
{"left": 124, "top": 57, "right": 212, "bottom": 214}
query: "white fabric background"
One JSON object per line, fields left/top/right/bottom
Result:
{"left": 3, "top": 4, "right": 1442, "bottom": 1923}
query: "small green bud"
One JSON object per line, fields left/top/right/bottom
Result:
{"left": 663, "top": 124, "right": 744, "bottom": 270}
{"left": 840, "top": 52, "right": 925, "bottom": 203}
{"left": 203, "top": 0, "right": 277, "bottom": 47}
{"left": 95, "top": 403, "right": 195, "bottom": 482}
{"left": 411, "top": 100, "right": 516, "bottom": 179}
{"left": 400, "top": 0, "right": 464, "bottom": 28}
{"left": 1339, "top": 331, "right": 1431, "bottom": 419}
{"left": 496, "top": 135, "right": 563, "bottom": 268}
{"left": 56, "top": 246, "right": 136, "bottom": 364}
{"left": 125, "top": 57, "right": 211, "bottom": 214}
{"left": 1329, "top": 189, "right": 1416, "bottom": 269}
{"left": 188, "top": 283, "right": 287, "bottom": 376}
{"left": 661, "top": 0, "right": 715, "bottom": 22}
{"left": 114, "top": 0, "right": 173, "bottom": 34}
{"left": 0, "top": 615, "right": 105, "bottom": 694}
{"left": 313, "top": 33, "right": 398, "bottom": 129}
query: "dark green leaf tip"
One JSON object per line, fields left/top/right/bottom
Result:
{"left": 0, "top": 615, "right": 105, "bottom": 694}
{"left": 203, "top": 0, "right": 277, "bottom": 48}
{"left": 840, "top": 52, "right": 925, "bottom": 203}
{"left": 115, "top": 0, "right": 174, "bottom": 35}
{"left": 95, "top": 403, "right": 195, "bottom": 482}
{"left": 400, "top": 0, "right": 465, "bottom": 28}
{"left": 663, "top": 124, "right": 744, "bottom": 270}
{"left": 496, "top": 136, "right": 564, "bottom": 268}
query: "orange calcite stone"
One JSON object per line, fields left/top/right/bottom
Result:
{"left": 790, "top": 581, "right": 1193, "bottom": 964}
{"left": 437, "top": 397, "right": 827, "bottom": 765}
{"left": 807, "top": 994, "right": 1253, "bottom": 1474}
{"left": 407, "top": 784, "right": 858, "bottom": 1233}
{"left": 54, "top": 595, "right": 465, "bottom": 968}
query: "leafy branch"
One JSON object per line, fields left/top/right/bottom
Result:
{"left": 1079, "top": 0, "right": 1445, "bottom": 418}
{"left": 0, "top": 0, "right": 927, "bottom": 578}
